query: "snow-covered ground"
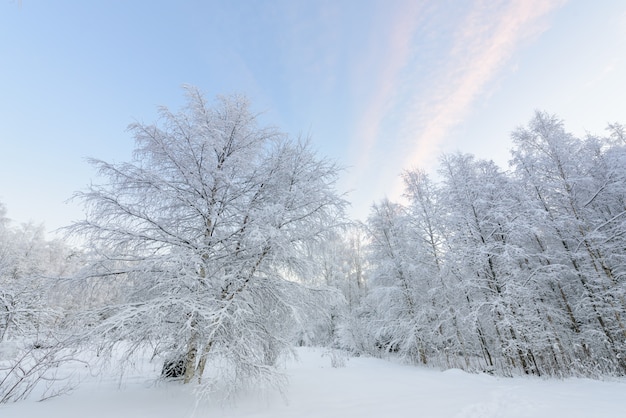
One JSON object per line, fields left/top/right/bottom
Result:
{"left": 1, "top": 347, "right": 625, "bottom": 418}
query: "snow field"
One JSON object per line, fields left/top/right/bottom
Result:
{"left": 1, "top": 347, "right": 625, "bottom": 418}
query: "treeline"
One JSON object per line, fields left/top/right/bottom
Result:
{"left": 0, "top": 208, "right": 86, "bottom": 402}
{"left": 337, "top": 112, "right": 626, "bottom": 377}
{"left": 0, "top": 208, "right": 81, "bottom": 345}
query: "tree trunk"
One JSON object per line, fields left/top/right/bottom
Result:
{"left": 183, "top": 324, "right": 199, "bottom": 384}
{"left": 195, "top": 341, "right": 213, "bottom": 384}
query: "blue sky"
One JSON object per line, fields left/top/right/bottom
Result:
{"left": 1, "top": 0, "right": 625, "bottom": 234}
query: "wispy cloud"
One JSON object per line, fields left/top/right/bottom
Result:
{"left": 393, "top": 0, "right": 567, "bottom": 194}
{"left": 344, "top": 0, "right": 566, "bottom": 215}
{"left": 349, "top": 2, "right": 428, "bottom": 169}
{"left": 342, "top": 2, "right": 427, "bottom": 198}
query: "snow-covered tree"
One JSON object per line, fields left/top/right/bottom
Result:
{"left": 402, "top": 169, "right": 470, "bottom": 369}
{"left": 303, "top": 225, "right": 369, "bottom": 351}
{"left": 0, "top": 211, "right": 68, "bottom": 344}
{"left": 0, "top": 203, "right": 83, "bottom": 403}
{"left": 356, "top": 112, "right": 626, "bottom": 378}
{"left": 363, "top": 199, "right": 432, "bottom": 364}
{"left": 69, "top": 87, "right": 346, "bottom": 391}
{"left": 510, "top": 112, "right": 626, "bottom": 374}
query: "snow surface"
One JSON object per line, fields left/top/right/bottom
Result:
{"left": 1, "top": 347, "right": 625, "bottom": 418}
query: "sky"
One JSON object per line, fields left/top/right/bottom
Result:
{"left": 1, "top": 0, "right": 625, "bottom": 236}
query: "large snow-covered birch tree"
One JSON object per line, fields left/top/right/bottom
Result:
{"left": 70, "top": 87, "right": 346, "bottom": 390}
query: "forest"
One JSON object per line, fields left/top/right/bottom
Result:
{"left": 1, "top": 88, "right": 625, "bottom": 403}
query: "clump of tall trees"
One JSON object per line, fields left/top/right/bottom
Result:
{"left": 0, "top": 205, "right": 83, "bottom": 402}
{"left": 351, "top": 112, "right": 626, "bottom": 377}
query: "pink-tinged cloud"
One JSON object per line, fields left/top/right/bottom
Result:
{"left": 343, "top": 0, "right": 566, "bottom": 219}
{"left": 344, "top": 2, "right": 427, "bottom": 188}
{"left": 398, "top": 0, "right": 567, "bottom": 183}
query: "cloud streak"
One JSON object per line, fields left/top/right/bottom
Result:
{"left": 349, "top": 2, "right": 428, "bottom": 169}
{"left": 345, "top": 0, "right": 566, "bottom": 215}
{"left": 341, "top": 2, "right": 427, "bottom": 201}
{"left": 394, "top": 0, "right": 567, "bottom": 192}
